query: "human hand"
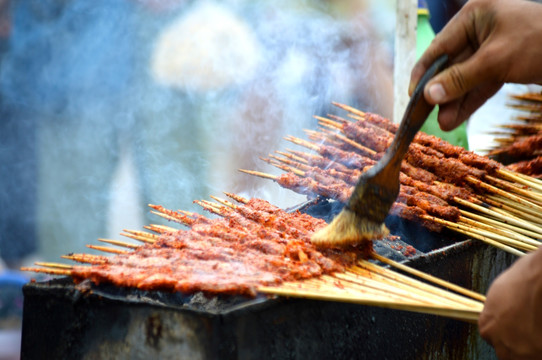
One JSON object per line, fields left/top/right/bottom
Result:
{"left": 478, "top": 249, "right": 542, "bottom": 359}
{"left": 409, "top": 0, "right": 542, "bottom": 131}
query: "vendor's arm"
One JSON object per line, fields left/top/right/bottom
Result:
{"left": 409, "top": 0, "right": 542, "bottom": 131}
{"left": 478, "top": 248, "right": 542, "bottom": 359}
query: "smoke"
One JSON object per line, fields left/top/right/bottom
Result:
{"left": 0, "top": 0, "right": 394, "bottom": 262}
{"left": 151, "top": 1, "right": 262, "bottom": 92}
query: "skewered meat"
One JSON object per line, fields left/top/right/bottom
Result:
{"left": 317, "top": 145, "right": 377, "bottom": 169}
{"left": 263, "top": 109, "right": 506, "bottom": 233}
{"left": 507, "top": 156, "right": 542, "bottom": 178}
{"left": 274, "top": 168, "right": 461, "bottom": 227}
{"left": 491, "top": 134, "right": 542, "bottom": 158}
{"left": 405, "top": 146, "right": 485, "bottom": 186}
{"left": 68, "top": 197, "right": 376, "bottom": 296}
{"left": 342, "top": 122, "right": 392, "bottom": 153}
{"left": 276, "top": 172, "right": 352, "bottom": 203}
{"left": 349, "top": 112, "right": 502, "bottom": 173}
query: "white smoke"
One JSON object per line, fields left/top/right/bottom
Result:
{"left": 151, "top": 1, "right": 262, "bottom": 92}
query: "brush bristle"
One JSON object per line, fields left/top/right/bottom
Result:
{"left": 311, "top": 208, "right": 389, "bottom": 247}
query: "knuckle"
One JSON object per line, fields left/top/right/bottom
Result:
{"left": 446, "top": 66, "right": 469, "bottom": 94}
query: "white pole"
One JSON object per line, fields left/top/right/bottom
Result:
{"left": 393, "top": 0, "right": 417, "bottom": 123}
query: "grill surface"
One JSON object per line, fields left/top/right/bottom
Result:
{"left": 21, "top": 199, "right": 514, "bottom": 359}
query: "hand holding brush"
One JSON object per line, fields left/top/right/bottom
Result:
{"left": 311, "top": 54, "right": 448, "bottom": 247}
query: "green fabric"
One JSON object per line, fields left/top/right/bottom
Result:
{"left": 416, "top": 11, "right": 469, "bottom": 149}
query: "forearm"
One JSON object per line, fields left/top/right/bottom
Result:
{"left": 479, "top": 248, "right": 542, "bottom": 359}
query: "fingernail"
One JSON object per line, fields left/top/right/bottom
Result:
{"left": 408, "top": 82, "right": 415, "bottom": 96}
{"left": 428, "top": 83, "right": 446, "bottom": 103}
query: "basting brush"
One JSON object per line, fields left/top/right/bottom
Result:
{"left": 311, "top": 54, "right": 448, "bottom": 247}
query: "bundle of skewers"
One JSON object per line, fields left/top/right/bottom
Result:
{"left": 23, "top": 193, "right": 484, "bottom": 322}
{"left": 242, "top": 103, "right": 542, "bottom": 256}
{"left": 487, "top": 91, "right": 542, "bottom": 178}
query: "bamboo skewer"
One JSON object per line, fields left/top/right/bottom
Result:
{"left": 144, "top": 224, "right": 179, "bottom": 234}
{"left": 61, "top": 253, "right": 107, "bottom": 264}
{"left": 421, "top": 215, "right": 527, "bottom": 256}
{"left": 483, "top": 195, "right": 542, "bottom": 225}
{"left": 516, "top": 115, "right": 542, "bottom": 123}
{"left": 209, "top": 195, "right": 237, "bottom": 209}
{"left": 98, "top": 238, "right": 140, "bottom": 250}
{"left": 372, "top": 253, "right": 486, "bottom": 303}
{"left": 459, "top": 216, "right": 541, "bottom": 248}
{"left": 261, "top": 158, "right": 305, "bottom": 176}
{"left": 497, "top": 169, "right": 542, "bottom": 192}
{"left": 268, "top": 154, "right": 310, "bottom": 171}
{"left": 330, "top": 272, "right": 450, "bottom": 307}
{"left": 480, "top": 203, "right": 542, "bottom": 237}
{"left": 260, "top": 277, "right": 481, "bottom": 322}
{"left": 460, "top": 209, "right": 542, "bottom": 240}
{"left": 314, "top": 115, "right": 343, "bottom": 130}
{"left": 86, "top": 244, "right": 128, "bottom": 254}
{"left": 239, "top": 169, "right": 278, "bottom": 181}
{"left": 338, "top": 267, "right": 463, "bottom": 307}
{"left": 438, "top": 215, "right": 538, "bottom": 252}
{"left": 264, "top": 267, "right": 483, "bottom": 311}
{"left": 283, "top": 135, "right": 319, "bottom": 152}
{"left": 275, "top": 150, "right": 308, "bottom": 165}
{"left": 34, "top": 262, "right": 74, "bottom": 270}
{"left": 224, "top": 192, "right": 249, "bottom": 204}
{"left": 352, "top": 261, "right": 483, "bottom": 309}
{"left": 485, "top": 175, "right": 542, "bottom": 203}
{"left": 507, "top": 103, "right": 542, "bottom": 111}
{"left": 467, "top": 176, "right": 542, "bottom": 213}
{"left": 265, "top": 288, "right": 480, "bottom": 322}
{"left": 331, "top": 102, "right": 366, "bottom": 117}
{"left": 510, "top": 93, "right": 542, "bottom": 102}
{"left": 329, "top": 132, "right": 377, "bottom": 156}
{"left": 453, "top": 197, "right": 542, "bottom": 237}
{"left": 121, "top": 229, "right": 158, "bottom": 243}
{"left": 149, "top": 210, "right": 181, "bottom": 224}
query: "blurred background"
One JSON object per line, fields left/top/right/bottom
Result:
{"left": 0, "top": 0, "right": 398, "bottom": 269}
{"left": 0, "top": 0, "right": 536, "bottom": 359}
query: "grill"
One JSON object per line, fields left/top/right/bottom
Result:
{"left": 21, "top": 199, "right": 512, "bottom": 360}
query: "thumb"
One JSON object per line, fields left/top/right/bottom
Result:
{"left": 424, "top": 51, "right": 496, "bottom": 105}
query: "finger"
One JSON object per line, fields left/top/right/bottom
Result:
{"left": 409, "top": 45, "right": 444, "bottom": 96}
{"left": 478, "top": 309, "right": 496, "bottom": 343}
{"left": 435, "top": 101, "right": 464, "bottom": 131}
{"left": 493, "top": 343, "right": 512, "bottom": 360}
{"left": 409, "top": 2, "right": 479, "bottom": 94}
{"left": 436, "top": 82, "right": 502, "bottom": 130}
{"left": 423, "top": 44, "right": 503, "bottom": 106}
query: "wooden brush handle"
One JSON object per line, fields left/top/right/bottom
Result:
{"left": 346, "top": 55, "right": 448, "bottom": 221}
{"left": 385, "top": 54, "right": 449, "bottom": 171}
